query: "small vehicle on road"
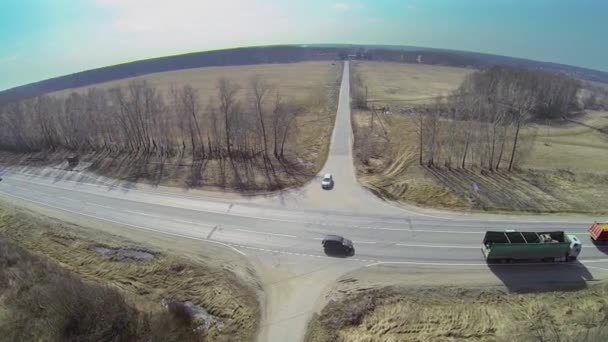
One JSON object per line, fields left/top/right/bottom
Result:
{"left": 321, "top": 173, "right": 333, "bottom": 190}
{"left": 322, "top": 234, "right": 354, "bottom": 256}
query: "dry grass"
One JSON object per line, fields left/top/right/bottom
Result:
{"left": 351, "top": 61, "right": 472, "bottom": 106}
{"left": 0, "top": 238, "right": 152, "bottom": 341}
{"left": 353, "top": 110, "right": 608, "bottom": 213}
{"left": 0, "top": 203, "right": 260, "bottom": 341}
{"left": 352, "top": 61, "right": 608, "bottom": 213}
{"left": 523, "top": 111, "right": 608, "bottom": 172}
{"left": 352, "top": 110, "right": 468, "bottom": 209}
{"left": 307, "top": 285, "right": 608, "bottom": 342}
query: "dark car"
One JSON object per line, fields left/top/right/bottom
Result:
{"left": 322, "top": 234, "right": 354, "bottom": 256}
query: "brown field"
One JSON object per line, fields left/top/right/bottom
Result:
{"left": 0, "top": 201, "right": 260, "bottom": 341}
{"left": 351, "top": 61, "right": 473, "bottom": 106}
{"left": 352, "top": 61, "right": 608, "bottom": 213}
{"left": 51, "top": 61, "right": 340, "bottom": 105}
{"left": 306, "top": 284, "right": 608, "bottom": 342}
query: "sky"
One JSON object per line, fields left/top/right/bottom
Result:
{"left": 0, "top": 0, "right": 607, "bottom": 90}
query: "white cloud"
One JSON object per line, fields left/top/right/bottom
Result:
{"left": 92, "top": 0, "right": 297, "bottom": 51}
{"left": 334, "top": 3, "right": 350, "bottom": 10}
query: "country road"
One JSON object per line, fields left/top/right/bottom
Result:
{"left": 1, "top": 61, "right": 608, "bottom": 341}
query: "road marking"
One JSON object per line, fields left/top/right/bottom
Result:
{"left": 577, "top": 259, "right": 608, "bottom": 264}
{"left": 59, "top": 196, "right": 80, "bottom": 203}
{"left": 86, "top": 202, "right": 114, "bottom": 210}
{"left": 361, "top": 226, "right": 483, "bottom": 234}
{"left": 172, "top": 218, "right": 201, "bottom": 225}
{"left": 88, "top": 203, "right": 214, "bottom": 228}
{"left": 5, "top": 189, "right": 608, "bottom": 268}
{"left": 235, "top": 228, "right": 297, "bottom": 238}
{"left": 366, "top": 258, "right": 608, "bottom": 268}
{"left": 233, "top": 242, "right": 608, "bottom": 268}
{"left": 585, "top": 265, "right": 608, "bottom": 272}
{"left": 124, "top": 210, "right": 162, "bottom": 218}
{"left": 0, "top": 190, "right": 247, "bottom": 256}
{"left": 312, "top": 237, "right": 375, "bottom": 244}
{"left": 366, "top": 260, "right": 487, "bottom": 267}
{"left": 395, "top": 243, "right": 479, "bottom": 249}
{"left": 5, "top": 175, "right": 591, "bottom": 230}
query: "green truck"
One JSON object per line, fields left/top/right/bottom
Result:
{"left": 482, "top": 230, "right": 582, "bottom": 263}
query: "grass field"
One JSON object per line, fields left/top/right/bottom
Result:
{"left": 352, "top": 61, "right": 608, "bottom": 213}
{"left": 307, "top": 284, "right": 608, "bottom": 342}
{"left": 351, "top": 61, "right": 473, "bottom": 106}
{"left": 524, "top": 111, "right": 608, "bottom": 172}
{"left": 0, "top": 201, "right": 260, "bottom": 341}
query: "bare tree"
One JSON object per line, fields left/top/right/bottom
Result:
{"left": 217, "top": 78, "right": 240, "bottom": 160}
{"left": 270, "top": 93, "right": 302, "bottom": 161}
{"left": 173, "top": 85, "right": 204, "bottom": 160}
{"left": 249, "top": 75, "right": 274, "bottom": 177}
{"left": 414, "top": 109, "right": 426, "bottom": 165}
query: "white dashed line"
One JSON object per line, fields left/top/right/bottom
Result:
{"left": 124, "top": 210, "right": 162, "bottom": 218}
{"left": 86, "top": 202, "right": 114, "bottom": 210}
{"left": 235, "top": 228, "right": 297, "bottom": 238}
{"left": 395, "top": 243, "right": 479, "bottom": 249}
{"left": 59, "top": 196, "right": 80, "bottom": 203}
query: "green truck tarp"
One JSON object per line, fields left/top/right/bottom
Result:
{"left": 482, "top": 231, "right": 572, "bottom": 260}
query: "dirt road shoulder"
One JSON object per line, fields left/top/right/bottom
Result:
{"left": 306, "top": 264, "right": 608, "bottom": 342}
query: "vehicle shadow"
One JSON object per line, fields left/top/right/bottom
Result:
{"left": 590, "top": 240, "right": 608, "bottom": 255}
{"left": 488, "top": 261, "right": 594, "bottom": 293}
{"left": 322, "top": 182, "right": 334, "bottom": 190}
{"left": 323, "top": 248, "right": 355, "bottom": 258}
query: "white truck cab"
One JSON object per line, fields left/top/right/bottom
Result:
{"left": 567, "top": 235, "right": 582, "bottom": 260}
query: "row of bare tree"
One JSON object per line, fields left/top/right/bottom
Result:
{"left": 416, "top": 66, "right": 581, "bottom": 171}
{"left": 0, "top": 78, "right": 304, "bottom": 168}
{"left": 582, "top": 84, "right": 608, "bottom": 110}
{"left": 351, "top": 68, "right": 369, "bottom": 110}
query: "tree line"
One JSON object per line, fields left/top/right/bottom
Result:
{"left": 582, "top": 84, "right": 608, "bottom": 110}
{"left": 416, "top": 66, "right": 582, "bottom": 171}
{"left": 351, "top": 67, "right": 369, "bottom": 110}
{"left": 0, "top": 77, "right": 305, "bottom": 176}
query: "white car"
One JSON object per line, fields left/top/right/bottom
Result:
{"left": 321, "top": 173, "right": 333, "bottom": 189}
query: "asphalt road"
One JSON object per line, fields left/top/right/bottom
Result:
{"left": 1, "top": 61, "right": 608, "bottom": 341}
{"left": 0, "top": 61, "right": 605, "bottom": 264}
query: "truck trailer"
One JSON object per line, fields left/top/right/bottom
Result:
{"left": 589, "top": 223, "right": 608, "bottom": 244}
{"left": 482, "top": 230, "right": 581, "bottom": 263}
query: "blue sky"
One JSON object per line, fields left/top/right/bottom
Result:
{"left": 1, "top": 0, "right": 607, "bottom": 90}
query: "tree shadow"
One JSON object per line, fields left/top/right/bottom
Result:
{"left": 186, "top": 159, "right": 208, "bottom": 188}
{"left": 488, "top": 262, "right": 595, "bottom": 293}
